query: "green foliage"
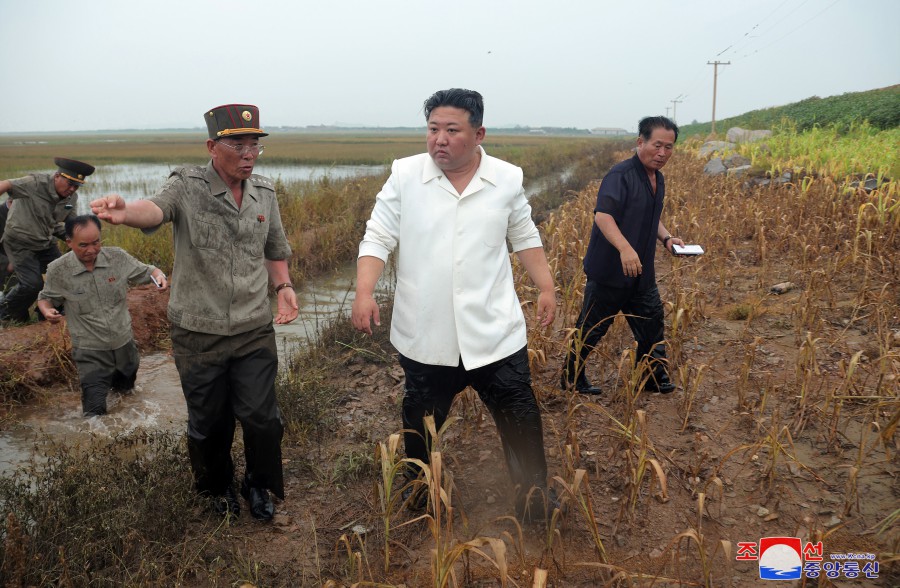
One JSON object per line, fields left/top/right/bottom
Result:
{"left": 680, "top": 85, "right": 900, "bottom": 136}
{"left": 101, "top": 222, "right": 175, "bottom": 275}
{"left": 736, "top": 121, "right": 900, "bottom": 179}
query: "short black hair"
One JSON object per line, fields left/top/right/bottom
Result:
{"left": 65, "top": 214, "right": 102, "bottom": 239}
{"left": 638, "top": 116, "right": 679, "bottom": 143}
{"left": 423, "top": 88, "right": 484, "bottom": 128}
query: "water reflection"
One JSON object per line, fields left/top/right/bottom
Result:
{"left": 29, "top": 162, "right": 385, "bottom": 213}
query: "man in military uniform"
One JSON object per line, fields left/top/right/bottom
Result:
{"left": 0, "top": 198, "right": 13, "bottom": 290}
{"left": 91, "top": 104, "right": 298, "bottom": 522}
{"left": 37, "top": 215, "right": 167, "bottom": 416}
{"left": 0, "top": 158, "right": 95, "bottom": 323}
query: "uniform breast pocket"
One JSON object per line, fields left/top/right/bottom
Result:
{"left": 248, "top": 221, "right": 268, "bottom": 258}
{"left": 481, "top": 210, "right": 510, "bottom": 248}
{"left": 69, "top": 293, "right": 95, "bottom": 315}
{"left": 190, "top": 212, "right": 226, "bottom": 250}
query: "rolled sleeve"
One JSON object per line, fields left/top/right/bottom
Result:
{"left": 37, "top": 272, "right": 64, "bottom": 306}
{"left": 506, "top": 186, "right": 542, "bottom": 253}
{"left": 143, "top": 172, "right": 184, "bottom": 234}
{"left": 358, "top": 167, "right": 401, "bottom": 262}
{"left": 263, "top": 195, "right": 292, "bottom": 260}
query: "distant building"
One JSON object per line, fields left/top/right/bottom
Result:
{"left": 528, "top": 128, "right": 547, "bottom": 135}
{"left": 590, "top": 127, "right": 629, "bottom": 136}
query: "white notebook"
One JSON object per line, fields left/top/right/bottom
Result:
{"left": 673, "top": 244, "right": 705, "bottom": 256}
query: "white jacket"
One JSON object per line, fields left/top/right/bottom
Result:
{"left": 359, "top": 148, "right": 543, "bottom": 369}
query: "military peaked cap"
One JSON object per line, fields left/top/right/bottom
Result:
{"left": 205, "top": 104, "right": 268, "bottom": 139}
{"left": 54, "top": 157, "right": 96, "bottom": 184}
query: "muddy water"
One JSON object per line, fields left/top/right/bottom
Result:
{"left": 0, "top": 353, "right": 185, "bottom": 477}
{"left": 0, "top": 262, "right": 379, "bottom": 477}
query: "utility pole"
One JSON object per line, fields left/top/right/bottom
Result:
{"left": 671, "top": 96, "right": 683, "bottom": 123}
{"left": 707, "top": 61, "right": 730, "bottom": 135}
{"left": 665, "top": 106, "right": 671, "bottom": 118}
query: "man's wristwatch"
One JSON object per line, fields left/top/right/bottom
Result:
{"left": 662, "top": 235, "right": 672, "bottom": 247}
{"left": 274, "top": 282, "right": 294, "bottom": 294}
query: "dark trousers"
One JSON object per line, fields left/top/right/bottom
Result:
{"left": 171, "top": 323, "right": 285, "bottom": 499}
{"left": 566, "top": 280, "right": 669, "bottom": 382}
{"left": 0, "top": 243, "right": 61, "bottom": 322}
{"left": 399, "top": 346, "right": 548, "bottom": 502}
{"left": 73, "top": 340, "right": 140, "bottom": 416}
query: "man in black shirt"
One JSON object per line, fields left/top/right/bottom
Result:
{"left": 562, "top": 116, "right": 684, "bottom": 395}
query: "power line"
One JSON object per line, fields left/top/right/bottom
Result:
{"left": 739, "top": 0, "right": 842, "bottom": 59}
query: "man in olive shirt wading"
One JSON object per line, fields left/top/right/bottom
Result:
{"left": 91, "top": 104, "right": 298, "bottom": 522}
{"left": 0, "top": 158, "right": 95, "bottom": 323}
{"left": 37, "top": 215, "right": 167, "bottom": 416}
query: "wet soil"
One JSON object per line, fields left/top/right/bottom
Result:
{"left": 1, "top": 225, "right": 896, "bottom": 585}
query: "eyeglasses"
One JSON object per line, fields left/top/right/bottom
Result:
{"left": 216, "top": 141, "right": 265, "bottom": 156}
{"left": 65, "top": 179, "right": 82, "bottom": 189}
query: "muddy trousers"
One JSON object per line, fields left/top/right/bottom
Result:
{"left": 0, "top": 242, "right": 60, "bottom": 322}
{"left": 73, "top": 340, "right": 140, "bottom": 416}
{"left": 171, "top": 324, "right": 285, "bottom": 499}
{"left": 399, "top": 346, "right": 549, "bottom": 510}
{"left": 564, "top": 280, "right": 669, "bottom": 384}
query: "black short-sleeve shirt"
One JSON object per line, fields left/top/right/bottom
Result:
{"left": 582, "top": 154, "right": 665, "bottom": 290}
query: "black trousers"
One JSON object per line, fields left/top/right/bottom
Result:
{"left": 73, "top": 340, "right": 140, "bottom": 416}
{"left": 567, "top": 280, "right": 669, "bottom": 381}
{"left": 0, "top": 242, "right": 60, "bottom": 322}
{"left": 399, "top": 346, "right": 548, "bottom": 501}
{"left": 171, "top": 323, "right": 285, "bottom": 499}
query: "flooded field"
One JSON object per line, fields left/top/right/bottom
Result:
{"left": 16, "top": 162, "right": 386, "bottom": 212}
{"left": 0, "top": 261, "right": 391, "bottom": 478}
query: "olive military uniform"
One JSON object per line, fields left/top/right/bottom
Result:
{"left": 0, "top": 173, "right": 77, "bottom": 321}
{"left": 39, "top": 247, "right": 157, "bottom": 415}
{"left": 0, "top": 199, "right": 12, "bottom": 290}
{"left": 146, "top": 161, "right": 292, "bottom": 499}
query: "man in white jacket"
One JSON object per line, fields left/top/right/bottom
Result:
{"left": 352, "top": 88, "right": 557, "bottom": 522}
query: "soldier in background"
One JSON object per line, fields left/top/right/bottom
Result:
{"left": 0, "top": 158, "right": 95, "bottom": 323}
{"left": 0, "top": 198, "right": 13, "bottom": 291}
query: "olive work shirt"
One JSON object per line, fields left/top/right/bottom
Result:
{"left": 582, "top": 154, "right": 666, "bottom": 291}
{"left": 38, "top": 247, "right": 157, "bottom": 351}
{"left": 3, "top": 173, "right": 77, "bottom": 250}
{"left": 145, "top": 162, "right": 292, "bottom": 336}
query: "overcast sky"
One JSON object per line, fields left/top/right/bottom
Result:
{"left": 1, "top": 0, "right": 897, "bottom": 133}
